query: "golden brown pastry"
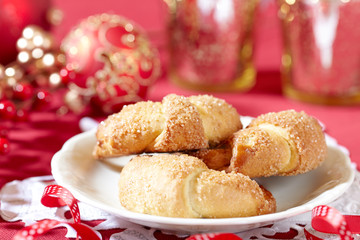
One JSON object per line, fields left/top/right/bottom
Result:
{"left": 190, "top": 110, "right": 327, "bottom": 178}
{"left": 186, "top": 144, "right": 232, "bottom": 170}
{"left": 118, "top": 154, "right": 276, "bottom": 218}
{"left": 93, "top": 94, "right": 242, "bottom": 159}
{"left": 228, "top": 110, "right": 327, "bottom": 177}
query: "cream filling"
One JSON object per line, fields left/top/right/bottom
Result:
{"left": 182, "top": 169, "right": 205, "bottom": 218}
{"left": 257, "top": 123, "right": 298, "bottom": 173}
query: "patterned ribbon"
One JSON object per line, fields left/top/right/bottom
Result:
{"left": 13, "top": 185, "right": 100, "bottom": 240}
{"left": 304, "top": 205, "right": 359, "bottom": 240}
{"left": 13, "top": 185, "right": 360, "bottom": 240}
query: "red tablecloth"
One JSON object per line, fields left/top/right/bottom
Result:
{"left": 1, "top": 0, "right": 360, "bottom": 239}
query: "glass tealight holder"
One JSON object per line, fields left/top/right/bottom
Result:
{"left": 278, "top": 0, "right": 360, "bottom": 105}
{"left": 166, "top": 0, "right": 258, "bottom": 92}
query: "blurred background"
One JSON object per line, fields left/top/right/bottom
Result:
{"left": 50, "top": 0, "right": 282, "bottom": 70}
{"left": 0, "top": 0, "right": 283, "bottom": 102}
{"left": 52, "top": 0, "right": 283, "bottom": 77}
{"left": 1, "top": 0, "right": 360, "bottom": 156}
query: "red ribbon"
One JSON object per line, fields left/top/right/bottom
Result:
{"left": 41, "top": 185, "right": 81, "bottom": 223}
{"left": 304, "top": 205, "right": 359, "bottom": 240}
{"left": 13, "top": 185, "right": 100, "bottom": 240}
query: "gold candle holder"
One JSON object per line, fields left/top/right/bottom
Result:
{"left": 166, "top": 0, "right": 258, "bottom": 92}
{"left": 278, "top": 0, "right": 360, "bottom": 105}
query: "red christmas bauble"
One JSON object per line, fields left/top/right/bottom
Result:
{"left": 0, "top": 137, "right": 10, "bottom": 155}
{"left": 61, "top": 13, "right": 161, "bottom": 114}
{"left": 0, "top": 0, "right": 54, "bottom": 65}
{"left": 0, "top": 100, "right": 16, "bottom": 120}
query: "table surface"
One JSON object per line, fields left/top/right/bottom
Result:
{"left": 1, "top": 0, "right": 360, "bottom": 239}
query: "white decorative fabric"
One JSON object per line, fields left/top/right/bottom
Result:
{"left": 1, "top": 118, "right": 359, "bottom": 239}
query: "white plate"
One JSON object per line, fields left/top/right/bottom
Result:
{"left": 51, "top": 129, "right": 355, "bottom": 234}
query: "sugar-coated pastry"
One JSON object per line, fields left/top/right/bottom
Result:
{"left": 93, "top": 94, "right": 242, "bottom": 159}
{"left": 228, "top": 110, "right": 327, "bottom": 177}
{"left": 118, "top": 154, "right": 276, "bottom": 218}
{"left": 190, "top": 110, "right": 327, "bottom": 178}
